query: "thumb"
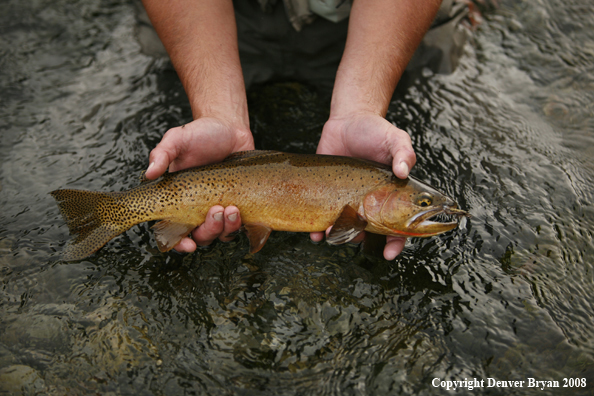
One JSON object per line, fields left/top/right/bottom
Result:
{"left": 145, "top": 130, "right": 180, "bottom": 179}
{"left": 389, "top": 132, "right": 416, "bottom": 179}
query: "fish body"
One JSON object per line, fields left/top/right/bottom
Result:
{"left": 51, "top": 150, "right": 468, "bottom": 260}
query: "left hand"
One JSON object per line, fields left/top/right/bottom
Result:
{"left": 144, "top": 117, "right": 254, "bottom": 253}
{"left": 312, "top": 112, "right": 416, "bottom": 260}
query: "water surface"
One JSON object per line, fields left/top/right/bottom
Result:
{"left": 1, "top": 0, "right": 593, "bottom": 395}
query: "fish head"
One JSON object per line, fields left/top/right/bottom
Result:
{"left": 362, "top": 177, "right": 469, "bottom": 237}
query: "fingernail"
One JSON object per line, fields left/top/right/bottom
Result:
{"left": 147, "top": 162, "right": 155, "bottom": 172}
{"left": 397, "top": 161, "right": 409, "bottom": 178}
{"left": 227, "top": 213, "right": 237, "bottom": 222}
{"left": 213, "top": 212, "right": 223, "bottom": 221}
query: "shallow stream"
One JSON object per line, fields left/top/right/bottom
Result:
{"left": 1, "top": 0, "right": 593, "bottom": 395}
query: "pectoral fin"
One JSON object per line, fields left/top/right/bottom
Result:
{"left": 327, "top": 205, "right": 368, "bottom": 245}
{"left": 152, "top": 220, "right": 196, "bottom": 252}
{"left": 243, "top": 223, "right": 272, "bottom": 254}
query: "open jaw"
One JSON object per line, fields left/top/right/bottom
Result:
{"left": 406, "top": 206, "right": 471, "bottom": 236}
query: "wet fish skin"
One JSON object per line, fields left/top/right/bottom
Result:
{"left": 50, "top": 150, "right": 468, "bottom": 261}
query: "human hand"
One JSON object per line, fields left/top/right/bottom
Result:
{"left": 312, "top": 112, "right": 416, "bottom": 260}
{"left": 145, "top": 117, "right": 254, "bottom": 252}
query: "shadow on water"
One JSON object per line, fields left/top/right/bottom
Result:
{"left": 1, "top": 0, "right": 594, "bottom": 394}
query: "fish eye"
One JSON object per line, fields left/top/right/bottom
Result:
{"left": 416, "top": 193, "right": 433, "bottom": 207}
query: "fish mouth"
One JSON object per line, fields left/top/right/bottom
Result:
{"left": 406, "top": 205, "right": 471, "bottom": 235}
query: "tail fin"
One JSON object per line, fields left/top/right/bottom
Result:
{"left": 50, "top": 189, "right": 131, "bottom": 261}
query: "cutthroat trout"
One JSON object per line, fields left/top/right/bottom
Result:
{"left": 51, "top": 150, "right": 469, "bottom": 261}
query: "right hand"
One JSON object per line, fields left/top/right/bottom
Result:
{"left": 312, "top": 112, "right": 416, "bottom": 260}
{"left": 145, "top": 117, "right": 254, "bottom": 252}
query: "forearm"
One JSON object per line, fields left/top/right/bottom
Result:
{"left": 142, "top": 0, "right": 249, "bottom": 129}
{"left": 331, "top": 0, "right": 441, "bottom": 118}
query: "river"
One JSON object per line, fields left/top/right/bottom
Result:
{"left": 0, "top": 0, "right": 593, "bottom": 395}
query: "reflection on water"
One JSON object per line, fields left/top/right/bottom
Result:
{"left": 1, "top": 0, "right": 593, "bottom": 394}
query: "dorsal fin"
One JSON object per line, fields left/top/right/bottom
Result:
{"left": 223, "top": 150, "right": 281, "bottom": 163}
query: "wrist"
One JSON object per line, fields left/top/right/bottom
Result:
{"left": 189, "top": 90, "right": 250, "bottom": 133}
{"left": 183, "top": 55, "right": 249, "bottom": 130}
{"left": 327, "top": 99, "right": 381, "bottom": 125}
{"left": 188, "top": 115, "right": 253, "bottom": 153}
{"left": 329, "top": 0, "right": 441, "bottom": 120}
{"left": 329, "top": 60, "right": 395, "bottom": 120}
{"left": 143, "top": 0, "right": 249, "bottom": 130}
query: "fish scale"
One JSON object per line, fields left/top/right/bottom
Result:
{"left": 51, "top": 150, "right": 468, "bottom": 261}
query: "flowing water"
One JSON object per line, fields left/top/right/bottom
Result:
{"left": 1, "top": 0, "right": 593, "bottom": 395}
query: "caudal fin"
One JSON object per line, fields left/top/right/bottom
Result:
{"left": 50, "top": 189, "right": 130, "bottom": 261}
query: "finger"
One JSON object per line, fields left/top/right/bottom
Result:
{"left": 392, "top": 147, "right": 416, "bottom": 179}
{"left": 145, "top": 149, "right": 172, "bottom": 180}
{"left": 145, "top": 128, "right": 180, "bottom": 179}
{"left": 219, "top": 206, "right": 242, "bottom": 242}
{"left": 192, "top": 206, "right": 225, "bottom": 246}
{"left": 173, "top": 236, "right": 197, "bottom": 253}
{"left": 383, "top": 236, "right": 406, "bottom": 260}
{"left": 389, "top": 128, "right": 416, "bottom": 179}
{"left": 310, "top": 231, "right": 325, "bottom": 242}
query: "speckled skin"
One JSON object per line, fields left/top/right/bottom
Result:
{"left": 51, "top": 151, "right": 459, "bottom": 260}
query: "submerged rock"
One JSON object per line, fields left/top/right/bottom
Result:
{"left": 0, "top": 365, "right": 46, "bottom": 395}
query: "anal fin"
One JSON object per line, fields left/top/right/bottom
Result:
{"left": 151, "top": 220, "right": 196, "bottom": 252}
{"left": 242, "top": 223, "right": 272, "bottom": 254}
{"left": 327, "top": 205, "right": 368, "bottom": 245}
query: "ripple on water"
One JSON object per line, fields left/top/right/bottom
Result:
{"left": 1, "top": 0, "right": 594, "bottom": 393}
